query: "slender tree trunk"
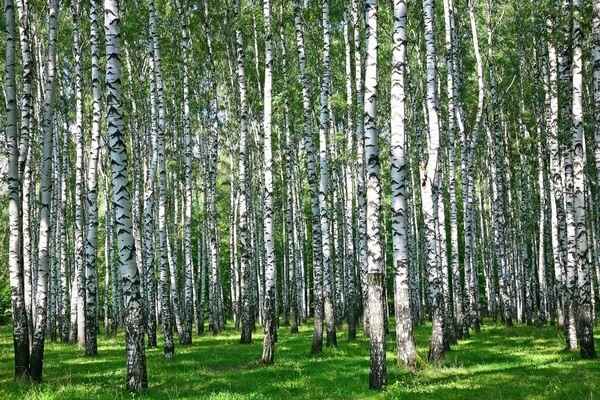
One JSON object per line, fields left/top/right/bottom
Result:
{"left": 572, "top": 0, "right": 597, "bottom": 359}
{"left": 319, "top": 0, "right": 337, "bottom": 349}
{"left": 5, "top": 0, "right": 31, "bottom": 380}
{"left": 391, "top": 0, "right": 417, "bottom": 368}
{"left": 30, "top": 0, "right": 58, "bottom": 381}
{"left": 261, "top": 0, "right": 277, "bottom": 365}
{"left": 351, "top": 0, "right": 368, "bottom": 338}
{"left": 148, "top": 0, "right": 174, "bottom": 357}
{"left": 293, "top": 0, "right": 324, "bottom": 354}
{"left": 342, "top": 4, "right": 357, "bottom": 341}
{"left": 364, "top": 0, "right": 386, "bottom": 389}
{"left": 104, "top": 0, "right": 148, "bottom": 390}
{"left": 422, "top": 0, "right": 444, "bottom": 363}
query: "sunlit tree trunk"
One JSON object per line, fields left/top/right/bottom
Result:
{"left": 5, "top": 0, "right": 30, "bottom": 380}
{"left": 364, "top": 0, "right": 386, "bottom": 389}
{"left": 148, "top": 0, "right": 174, "bottom": 356}
{"left": 422, "top": 0, "right": 444, "bottom": 363}
{"left": 261, "top": 0, "right": 277, "bottom": 364}
{"left": 351, "top": 0, "right": 368, "bottom": 338}
{"left": 318, "top": 0, "right": 337, "bottom": 349}
{"left": 293, "top": 0, "right": 324, "bottom": 354}
{"left": 571, "top": 0, "right": 597, "bottom": 359}
{"left": 104, "top": 0, "right": 148, "bottom": 390}
{"left": 30, "top": 0, "right": 58, "bottom": 382}
{"left": 391, "top": 0, "right": 417, "bottom": 368}
{"left": 342, "top": 4, "right": 357, "bottom": 340}
{"left": 443, "top": 0, "right": 463, "bottom": 340}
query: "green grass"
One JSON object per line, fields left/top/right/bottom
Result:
{"left": 0, "top": 319, "right": 598, "bottom": 399}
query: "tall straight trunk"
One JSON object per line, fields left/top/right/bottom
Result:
{"left": 5, "top": 0, "right": 31, "bottom": 380}
{"left": 364, "top": 0, "right": 386, "bottom": 390}
{"left": 76, "top": 0, "right": 98, "bottom": 357}
{"left": 391, "top": 0, "right": 417, "bottom": 368}
{"left": 148, "top": 0, "right": 174, "bottom": 356}
{"left": 343, "top": 4, "right": 357, "bottom": 340}
{"left": 595, "top": 0, "right": 600, "bottom": 190}
{"left": 16, "top": 0, "right": 33, "bottom": 344}
{"left": 293, "top": 0, "right": 323, "bottom": 354}
{"left": 572, "top": 0, "right": 597, "bottom": 359}
{"left": 545, "top": 8, "right": 566, "bottom": 330}
{"left": 351, "top": 0, "right": 368, "bottom": 338}
{"left": 235, "top": 0, "right": 253, "bottom": 345}
{"left": 30, "top": 0, "right": 58, "bottom": 381}
{"left": 278, "top": 4, "right": 299, "bottom": 334}
{"left": 261, "top": 0, "right": 277, "bottom": 364}
{"left": 143, "top": 40, "right": 158, "bottom": 348}
{"left": 203, "top": 0, "right": 223, "bottom": 335}
{"left": 58, "top": 130, "right": 68, "bottom": 343}
{"left": 485, "top": 0, "right": 510, "bottom": 327}
{"left": 422, "top": 0, "right": 444, "bottom": 363}
{"left": 443, "top": 0, "right": 463, "bottom": 340}
{"left": 104, "top": 0, "right": 148, "bottom": 390}
{"left": 319, "top": 0, "right": 337, "bottom": 349}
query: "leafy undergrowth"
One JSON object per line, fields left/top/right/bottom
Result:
{"left": 0, "top": 319, "right": 598, "bottom": 399}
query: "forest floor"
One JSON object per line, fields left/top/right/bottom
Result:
{"left": 0, "top": 318, "right": 598, "bottom": 399}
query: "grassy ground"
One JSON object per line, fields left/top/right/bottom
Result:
{"left": 0, "top": 319, "right": 598, "bottom": 399}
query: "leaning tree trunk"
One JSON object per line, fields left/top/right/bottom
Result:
{"left": 104, "top": 0, "right": 148, "bottom": 390}
{"left": 364, "top": 0, "right": 386, "bottom": 390}
{"left": 572, "top": 0, "right": 597, "bottom": 359}
{"left": 30, "top": 0, "right": 58, "bottom": 382}
{"left": 391, "top": 0, "right": 417, "bottom": 368}
{"left": 5, "top": 0, "right": 31, "bottom": 381}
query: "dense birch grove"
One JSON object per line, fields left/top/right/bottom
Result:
{"left": 2, "top": 0, "right": 599, "bottom": 391}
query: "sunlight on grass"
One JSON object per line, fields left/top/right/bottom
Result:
{"left": 0, "top": 319, "right": 598, "bottom": 399}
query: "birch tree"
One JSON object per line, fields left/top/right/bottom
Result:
{"left": 364, "top": 0, "right": 386, "bottom": 389}
{"left": 422, "top": 0, "right": 445, "bottom": 363}
{"left": 572, "top": 0, "right": 596, "bottom": 359}
{"left": 104, "top": 0, "right": 148, "bottom": 390}
{"left": 261, "top": 0, "right": 277, "bottom": 364}
{"left": 30, "top": 0, "right": 59, "bottom": 381}
{"left": 319, "top": 0, "right": 337, "bottom": 349}
{"left": 6, "top": 0, "right": 31, "bottom": 380}
{"left": 391, "top": 0, "right": 417, "bottom": 368}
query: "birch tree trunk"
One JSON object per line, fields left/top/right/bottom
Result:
{"left": 104, "top": 0, "right": 148, "bottom": 389}
{"left": 364, "top": 0, "right": 386, "bottom": 389}
{"left": 148, "top": 0, "right": 175, "bottom": 356}
{"left": 261, "top": 0, "right": 277, "bottom": 364}
{"left": 351, "top": 0, "right": 369, "bottom": 338}
{"left": 343, "top": 4, "right": 357, "bottom": 340}
{"left": 391, "top": 0, "right": 417, "bottom": 367}
{"left": 293, "top": 0, "right": 324, "bottom": 354}
{"left": 234, "top": 0, "right": 253, "bottom": 345}
{"left": 5, "top": 0, "right": 31, "bottom": 380}
{"left": 572, "top": 0, "right": 597, "bottom": 359}
{"left": 30, "top": 0, "right": 58, "bottom": 381}
{"left": 443, "top": 0, "right": 463, "bottom": 340}
{"left": 319, "top": 0, "right": 337, "bottom": 349}
{"left": 422, "top": 0, "right": 445, "bottom": 363}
